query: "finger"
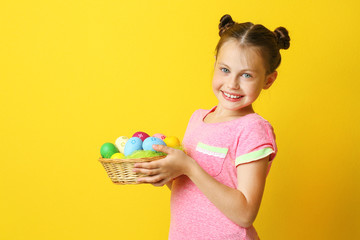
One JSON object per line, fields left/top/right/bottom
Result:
{"left": 153, "top": 144, "right": 174, "bottom": 154}
{"left": 151, "top": 178, "right": 168, "bottom": 187}
{"left": 133, "top": 167, "right": 160, "bottom": 176}
{"left": 152, "top": 178, "right": 168, "bottom": 187}
{"left": 134, "top": 161, "right": 159, "bottom": 169}
{"left": 137, "top": 175, "right": 163, "bottom": 184}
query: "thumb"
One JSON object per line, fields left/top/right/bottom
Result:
{"left": 153, "top": 144, "right": 172, "bottom": 154}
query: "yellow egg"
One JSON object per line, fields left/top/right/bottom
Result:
{"left": 110, "top": 152, "right": 125, "bottom": 159}
{"left": 164, "top": 136, "right": 180, "bottom": 148}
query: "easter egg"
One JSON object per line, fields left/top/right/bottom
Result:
{"left": 153, "top": 133, "right": 166, "bottom": 141}
{"left": 132, "top": 131, "right": 150, "bottom": 141}
{"left": 124, "top": 137, "right": 143, "bottom": 156}
{"left": 142, "top": 137, "right": 167, "bottom": 152}
{"left": 100, "top": 142, "right": 119, "bottom": 158}
{"left": 115, "top": 136, "right": 128, "bottom": 153}
{"left": 110, "top": 152, "right": 125, "bottom": 159}
{"left": 164, "top": 136, "right": 181, "bottom": 148}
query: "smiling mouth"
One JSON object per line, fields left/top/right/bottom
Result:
{"left": 221, "top": 91, "right": 244, "bottom": 102}
{"left": 221, "top": 90, "right": 244, "bottom": 99}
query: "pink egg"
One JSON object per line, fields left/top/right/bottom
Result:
{"left": 153, "top": 133, "right": 166, "bottom": 140}
{"left": 132, "top": 131, "right": 150, "bottom": 141}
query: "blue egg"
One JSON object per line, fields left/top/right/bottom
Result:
{"left": 142, "top": 137, "right": 167, "bottom": 152}
{"left": 124, "top": 137, "right": 143, "bottom": 156}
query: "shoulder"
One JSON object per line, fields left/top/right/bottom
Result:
{"left": 240, "top": 114, "right": 275, "bottom": 137}
{"left": 234, "top": 113, "right": 277, "bottom": 165}
{"left": 188, "top": 107, "right": 212, "bottom": 122}
{"left": 233, "top": 114, "right": 277, "bottom": 157}
{"left": 243, "top": 113, "right": 272, "bottom": 125}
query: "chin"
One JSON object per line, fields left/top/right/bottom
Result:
{"left": 220, "top": 101, "right": 253, "bottom": 112}
{"left": 220, "top": 102, "right": 243, "bottom": 111}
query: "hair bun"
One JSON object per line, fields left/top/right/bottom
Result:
{"left": 274, "top": 27, "right": 290, "bottom": 50}
{"left": 218, "top": 14, "right": 235, "bottom": 36}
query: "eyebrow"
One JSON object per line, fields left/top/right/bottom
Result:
{"left": 218, "top": 62, "right": 258, "bottom": 72}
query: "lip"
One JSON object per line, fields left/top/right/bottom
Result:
{"left": 222, "top": 90, "right": 243, "bottom": 97}
{"left": 221, "top": 90, "right": 244, "bottom": 102}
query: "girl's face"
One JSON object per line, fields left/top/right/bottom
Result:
{"left": 212, "top": 39, "right": 277, "bottom": 116}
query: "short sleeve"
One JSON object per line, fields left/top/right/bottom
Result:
{"left": 182, "top": 109, "right": 202, "bottom": 154}
{"left": 183, "top": 109, "right": 200, "bottom": 135}
{"left": 235, "top": 119, "right": 277, "bottom": 167}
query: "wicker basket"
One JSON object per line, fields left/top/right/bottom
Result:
{"left": 98, "top": 155, "right": 166, "bottom": 184}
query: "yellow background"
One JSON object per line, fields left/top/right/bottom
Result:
{"left": 1, "top": 0, "right": 359, "bottom": 239}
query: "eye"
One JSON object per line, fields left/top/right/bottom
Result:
{"left": 221, "top": 68, "right": 230, "bottom": 73}
{"left": 242, "top": 73, "right": 252, "bottom": 78}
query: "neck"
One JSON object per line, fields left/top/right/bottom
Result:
{"left": 213, "top": 105, "right": 255, "bottom": 119}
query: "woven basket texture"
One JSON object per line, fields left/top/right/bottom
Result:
{"left": 99, "top": 155, "right": 166, "bottom": 184}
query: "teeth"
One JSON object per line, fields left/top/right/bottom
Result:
{"left": 223, "top": 92, "right": 241, "bottom": 99}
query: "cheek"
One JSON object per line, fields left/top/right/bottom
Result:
{"left": 251, "top": 86, "right": 263, "bottom": 98}
{"left": 212, "top": 76, "right": 222, "bottom": 91}
{"left": 243, "top": 82, "right": 261, "bottom": 96}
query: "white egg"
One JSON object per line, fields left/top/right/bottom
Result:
{"left": 115, "top": 136, "right": 129, "bottom": 154}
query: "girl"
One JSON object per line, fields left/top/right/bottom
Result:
{"left": 132, "top": 14, "right": 290, "bottom": 240}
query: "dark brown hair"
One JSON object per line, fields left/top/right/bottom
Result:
{"left": 215, "top": 14, "right": 290, "bottom": 75}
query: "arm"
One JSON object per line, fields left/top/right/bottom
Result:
{"left": 187, "top": 156, "right": 269, "bottom": 228}
{"left": 132, "top": 145, "right": 269, "bottom": 227}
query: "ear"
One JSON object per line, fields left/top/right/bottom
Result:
{"left": 214, "top": 55, "right": 217, "bottom": 68}
{"left": 263, "top": 71, "right": 277, "bottom": 90}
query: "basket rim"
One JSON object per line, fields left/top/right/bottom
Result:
{"left": 98, "top": 155, "right": 166, "bottom": 163}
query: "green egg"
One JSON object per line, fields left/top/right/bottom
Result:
{"left": 100, "top": 142, "right": 119, "bottom": 158}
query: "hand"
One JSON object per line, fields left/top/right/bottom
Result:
{"left": 132, "top": 144, "right": 193, "bottom": 186}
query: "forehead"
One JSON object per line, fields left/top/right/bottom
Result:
{"left": 217, "top": 39, "right": 266, "bottom": 71}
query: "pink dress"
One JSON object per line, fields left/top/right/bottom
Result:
{"left": 169, "top": 106, "right": 277, "bottom": 240}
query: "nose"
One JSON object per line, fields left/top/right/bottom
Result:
{"left": 227, "top": 76, "right": 240, "bottom": 90}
